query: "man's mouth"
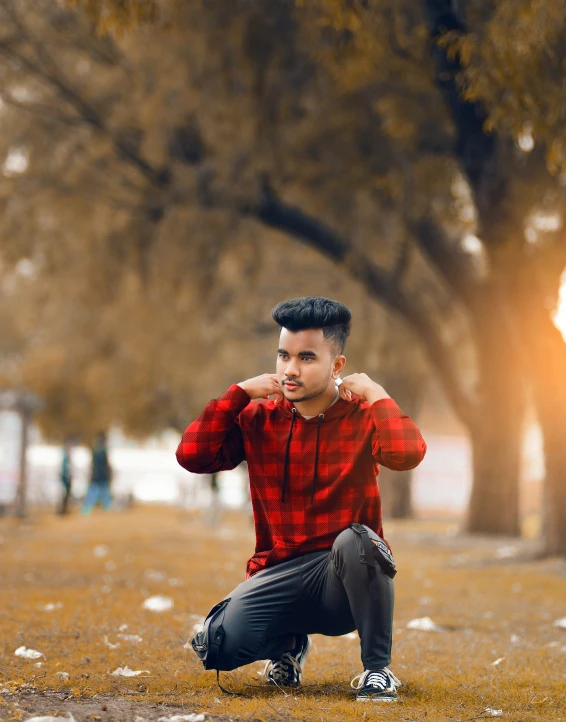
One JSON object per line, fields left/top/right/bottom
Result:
{"left": 284, "top": 382, "right": 301, "bottom": 389}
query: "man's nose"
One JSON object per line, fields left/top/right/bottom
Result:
{"left": 285, "top": 359, "right": 300, "bottom": 378}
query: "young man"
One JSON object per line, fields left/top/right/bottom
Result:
{"left": 176, "top": 297, "right": 426, "bottom": 701}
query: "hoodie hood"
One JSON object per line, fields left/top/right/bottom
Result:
{"left": 276, "top": 389, "right": 354, "bottom": 422}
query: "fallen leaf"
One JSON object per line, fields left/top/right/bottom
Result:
{"left": 111, "top": 666, "right": 150, "bottom": 677}
{"left": 15, "top": 647, "right": 44, "bottom": 660}
{"left": 406, "top": 617, "right": 445, "bottom": 632}
{"left": 142, "top": 595, "right": 174, "bottom": 612}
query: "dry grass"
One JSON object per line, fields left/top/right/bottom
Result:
{"left": 0, "top": 506, "right": 565, "bottom": 721}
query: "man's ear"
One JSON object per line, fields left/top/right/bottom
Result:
{"left": 333, "top": 355, "right": 346, "bottom": 377}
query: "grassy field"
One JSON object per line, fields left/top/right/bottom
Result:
{"left": 0, "top": 505, "right": 565, "bottom": 721}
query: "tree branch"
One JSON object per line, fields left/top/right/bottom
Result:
{"left": 0, "top": 88, "right": 89, "bottom": 127}
{"left": 0, "top": 6, "right": 168, "bottom": 188}
{"left": 423, "top": 0, "right": 508, "bottom": 236}
{"left": 411, "top": 217, "right": 481, "bottom": 310}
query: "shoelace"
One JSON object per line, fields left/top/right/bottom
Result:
{"left": 350, "top": 667, "right": 401, "bottom": 691}
{"left": 263, "top": 651, "right": 302, "bottom": 684}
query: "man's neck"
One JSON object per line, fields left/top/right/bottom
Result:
{"left": 293, "top": 387, "right": 339, "bottom": 418}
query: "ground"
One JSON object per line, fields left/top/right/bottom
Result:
{"left": 0, "top": 506, "right": 565, "bottom": 722}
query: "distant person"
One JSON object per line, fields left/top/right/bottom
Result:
{"left": 81, "top": 432, "right": 113, "bottom": 514}
{"left": 176, "top": 297, "right": 427, "bottom": 702}
{"left": 58, "top": 438, "right": 73, "bottom": 515}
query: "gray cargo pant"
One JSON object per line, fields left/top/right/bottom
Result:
{"left": 193, "top": 525, "right": 395, "bottom": 672}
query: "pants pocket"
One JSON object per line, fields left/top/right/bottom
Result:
{"left": 370, "top": 537, "right": 397, "bottom": 579}
{"left": 350, "top": 524, "right": 397, "bottom": 579}
{"left": 191, "top": 597, "right": 231, "bottom": 670}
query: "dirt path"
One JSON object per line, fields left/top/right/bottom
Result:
{"left": 0, "top": 690, "right": 232, "bottom": 722}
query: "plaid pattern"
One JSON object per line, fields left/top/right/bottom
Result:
{"left": 176, "top": 384, "right": 426, "bottom": 577}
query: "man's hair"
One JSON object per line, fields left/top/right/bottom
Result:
{"left": 271, "top": 296, "right": 351, "bottom": 355}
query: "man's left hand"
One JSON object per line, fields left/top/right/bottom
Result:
{"left": 339, "top": 373, "right": 390, "bottom": 405}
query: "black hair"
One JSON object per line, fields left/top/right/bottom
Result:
{"left": 271, "top": 296, "right": 351, "bottom": 355}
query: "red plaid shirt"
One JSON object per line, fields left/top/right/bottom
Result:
{"left": 176, "top": 384, "right": 426, "bottom": 577}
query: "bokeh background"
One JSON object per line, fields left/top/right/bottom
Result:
{"left": 1, "top": 4, "right": 566, "bottom": 721}
{"left": 1, "top": 0, "right": 565, "bottom": 552}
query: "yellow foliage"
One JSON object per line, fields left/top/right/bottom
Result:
{"left": 68, "top": 0, "right": 160, "bottom": 32}
{"left": 66, "top": 0, "right": 566, "bottom": 172}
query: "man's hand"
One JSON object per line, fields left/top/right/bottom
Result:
{"left": 339, "top": 373, "right": 390, "bottom": 405}
{"left": 237, "top": 374, "right": 284, "bottom": 401}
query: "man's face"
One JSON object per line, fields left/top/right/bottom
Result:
{"left": 276, "top": 327, "right": 343, "bottom": 403}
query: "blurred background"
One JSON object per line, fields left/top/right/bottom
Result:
{"left": 0, "top": 0, "right": 565, "bottom": 553}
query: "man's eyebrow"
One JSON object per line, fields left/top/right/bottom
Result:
{"left": 277, "top": 348, "right": 318, "bottom": 357}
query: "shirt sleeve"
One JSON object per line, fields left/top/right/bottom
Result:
{"left": 175, "top": 384, "right": 250, "bottom": 474}
{"left": 370, "top": 397, "right": 427, "bottom": 471}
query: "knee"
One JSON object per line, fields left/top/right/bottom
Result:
{"left": 206, "top": 605, "right": 261, "bottom": 672}
{"left": 332, "top": 527, "right": 361, "bottom": 563}
{"left": 192, "top": 619, "right": 240, "bottom": 672}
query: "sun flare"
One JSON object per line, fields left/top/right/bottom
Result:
{"left": 554, "top": 268, "right": 566, "bottom": 342}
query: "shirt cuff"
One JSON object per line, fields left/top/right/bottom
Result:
{"left": 224, "top": 383, "right": 253, "bottom": 405}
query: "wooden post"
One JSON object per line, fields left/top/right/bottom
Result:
{"left": 1, "top": 390, "right": 42, "bottom": 519}
{"left": 14, "top": 406, "right": 31, "bottom": 518}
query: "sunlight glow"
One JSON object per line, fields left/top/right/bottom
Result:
{"left": 531, "top": 211, "right": 562, "bottom": 233}
{"left": 11, "top": 86, "right": 34, "bottom": 103}
{"left": 525, "top": 211, "right": 562, "bottom": 244}
{"left": 15, "top": 258, "right": 37, "bottom": 280}
{"left": 554, "top": 268, "right": 566, "bottom": 342}
{"left": 451, "top": 172, "right": 476, "bottom": 224}
{"left": 518, "top": 122, "right": 535, "bottom": 152}
{"left": 461, "top": 233, "right": 483, "bottom": 255}
{"left": 3, "top": 147, "right": 29, "bottom": 176}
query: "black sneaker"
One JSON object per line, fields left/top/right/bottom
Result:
{"left": 262, "top": 635, "right": 311, "bottom": 687}
{"left": 351, "top": 667, "right": 401, "bottom": 701}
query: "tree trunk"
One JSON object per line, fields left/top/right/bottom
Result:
{"left": 465, "top": 297, "right": 525, "bottom": 536}
{"left": 467, "top": 414, "right": 523, "bottom": 535}
{"left": 539, "top": 410, "right": 566, "bottom": 555}
{"left": 380, "top": 468, "right": 413, "bottom": 520}
{"left": 501, "top": 257, "right": 566, "bottom": 554}
{"left": 518, "top": 301, "right": 566, "bottom": 554}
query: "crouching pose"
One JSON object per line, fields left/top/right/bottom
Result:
{"left": 176, "top": 297, "right": 426, "bottom": 701}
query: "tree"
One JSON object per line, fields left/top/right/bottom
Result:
{"left": 418, "top": 0, "right": 566, "bottom": 549}
{"left": 1, "top": 0, "right": 566, "bottom": 550}
{"left": 423, "top": 0, "right": 566, "bottom": 552}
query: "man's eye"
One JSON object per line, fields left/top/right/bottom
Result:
{"left": 301, "top": 357, "right": 313, "bottom": 362}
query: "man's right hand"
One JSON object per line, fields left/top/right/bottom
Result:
{"left": 237, "top": 374, "right": 283, "bottom": 401}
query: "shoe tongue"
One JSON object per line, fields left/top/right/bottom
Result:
{"left": 367, "top": 670, "right": 388, "bottom": 688}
